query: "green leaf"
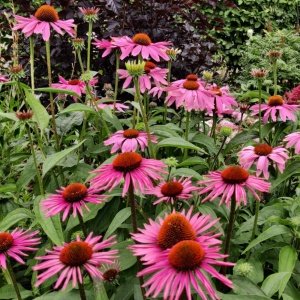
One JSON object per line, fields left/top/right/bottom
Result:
{"left": 35, "top": 87, "right": 80, "bottom": 98}
{"left": 178, "top": 157, "right": 209, "bottom": 168}
{"left": 42, "top": 141, "right": 85, "bottom": 176}
{"left": 93, "top": 280, "right": 109, "bottom": 300}
{"left": 33, "top": 196, "right": 64, "bottom": 245}
{"left": 59, "top": 103, "right": 95, "bottom": 114}
{"left": 218, "top": 294, "right": 271, "bottom": 300}
{"left": 0, "top": 112, "right": 18, "bottom": 122}
{"left": 224, "top": 131, "right": 256, "bottom": 154}
{"left": 232, "top": 276, "right": 267, "bottom": 296}
{"left": 102, "top": 106, "right": 123, "bottom": 130}
{"left": 242, "top": 225, "right": 291, "bottom": 253}
{"left": 0, "top": 284, "right": 32, "bottom": 299}
{"left": 239, "top": 90, "right": 270, "bottom": 101}
{"left": 192, "top": 133, "right": 218, "bottom": 154}
{"left": 279, "top": 246, "right": 297, "bottom": 273}
{"left": 104, "top": 207, "right": 131, "bottom": 239}
{"left": 25, "top": 89, "right": 50, "bottom": 131}
{"left": 261, "top": 272, "right": 291, "bottom": 297}
{"left": 171, "top": 167, "right": 202, "bottom": 180}
{"left": 0, "top": 184, "right": 17, "bottom": 194}
{"left": 0, "top": 208, "right": 33, "bottom": 231}
{"left": 157, "top": 137, "right": 205, "bottom": 153}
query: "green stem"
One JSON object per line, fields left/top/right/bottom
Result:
{"left": 134, "top": 77, "right": 155, "bottom": 158}
{"left": 29, "top": 36, "right": 35, "bottom": 90}
{"left": 6, "top": 258, "right": 22, "bottom": 300}
{"left": 221, "top": 196, "right": 236, "bottom": 275}
{"left": 128, "top": 182, "right": 146, "bottom": 300}
{"left": 202, "top": 112, "right": 206, "bottom": 134}
{"left": 273, "top": 60, "right": 278, "bottom": 95}
{"left": 249, "top": 200, "right": 260, "bottom": 245}
{"left": 211, "top": 137, "right": 227, "bottom": 169}
{"left": 183, "top": 111, "right": 190, "bottom": 160}
{"left": 113, "top": 52, "right": 120, "bottom": 112}
{"left": 210, "top": 98, "right": 217, "bottom": 142}
{"left": 258, "top": 80, "right": 262, "bottom": 143}
{"left": 26, "top": 125, "right": 44, "bottom": 195}
{"left": 45, "top": 40, "right": 59, "bottom": 150}
{"left": 163, "top": 60, "right": 172, "bottom": 124}
{"left": 78, "top": 213, "right": 88, "bottom": 238}
{"left": 86, "top": 21, "right": 93, "bottom": 72}
{"left": 78, "top": 279, "right": 87, "bottom": 300}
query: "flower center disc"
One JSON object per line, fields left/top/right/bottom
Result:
{"left": 35, "top": 5, "right": 59, "bottom": 22}
{"left": 68, "top": 79, "right": 81, "bottom": 85}
{"left": 183, "top": 80, "right": 199, "bottom": 90}
{"left": 210, "top": 87, "right": 223, "bottom": 96}
{"left": 254, "top": 144, "right": 273, "bottom": 156}
{"left": 103, "top": 269, "right": 119, "bottom": 282}
{"left": 113, "top": 152, "right": 142, "bottom": 172}
{"left": 186, "top": 74, "right": 198, "bottom": 81}
{"left": 0, "top": 233, "right": 13, "bottom": 253}
{"left": 221, "top": 166, "right": 249, "bottom": 184}
{"left": 168, "top": 240, "right": 205, "bottom": 270}
{"left": 59, "top": 241, "right": 93, "bottom": 266}
{"left": 268, "top": 95, "right": 284, "bottom": 106}
{"left": 123, "top": 129, "right": 140, "bottom": 139}
{"left": 62, "top": 183, "right": 88, "bottom": 203}
{"left": 161, "top": 181, "right": 184, "bottom": 197}
{"left": 144, "top": 61, "right": 156, "bottom": 74}
{"left": 157, "top": 213, "right": 196, "bottom": 249}
{"left": 132, "top": 33, "right": 152, "bottom": 46}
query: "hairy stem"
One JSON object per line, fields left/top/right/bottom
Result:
{"left": 78, "top": 213, "right": 88, "bottom": 238}
{"left": 78, "top": 279, "right": 87, "bottom": 300}
{"left": 86, "top": 21, "right": 93, "bottom": 72}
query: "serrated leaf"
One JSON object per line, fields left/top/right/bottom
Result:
{"left": 42, "top": 141, "right": 85, "bottom": 176}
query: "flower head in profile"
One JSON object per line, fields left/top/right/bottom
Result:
{"left": 13, "top": 4, "right": 75, "bottom": 41}
{"left": 149, "top": 177, "right": 198, "bottom": 205}
{"left": 101, "top": 260, "right": 120, "bottom": 284}
{"left": 34, "top": 234, "right": 117, "bottom": 289}
{"left": 198, "top": 165, "right": 271, "bottom": 206}
{"left": 93, "top": 37, "right": 121, "bottom": 57}
{"left": 251, "top": 95, "right": 299, "bottom": 123}
{"left": 52, "top": 75, "right": 97, "bottom": 100}
{"left": 131, "top": 209, "right": 233, "bottom": 300}
{"left": 42, "top": 183, "right": 105, "bottom": 221}
{"left": 239, "top": 143, "right": 288, "bottom": 179}
{"left": 97, "top": 101, "right": 129, "bottom": 112}
{"left": 207, "top": 84, "right": 237, "bottom": 114}
{"left": 118, "top": 61, "right": 168, "bottom": 93}
{"left": 90, "top": 152, "right": 166, "bottom": 197}
{"left": 0, "top": 229, "right": 40, "bottom": 269}
{"left": 284, "top": 132, "right": 300, "bottom": 154}
{"left": 250, "top": 68, "right": 268, "bottom": 79}
{"left": 166, "top": 74, "right": 213, "bottom": 112}
{"left": 113, "top": 33, "right": 171, "bottom": 61}
{"left": 79, "top": 7, "right": 100, "bottom": 22}
{"left": 104, "top": 129, "right": 157, "bottom": 153}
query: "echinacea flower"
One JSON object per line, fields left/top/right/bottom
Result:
{"left": 207, "top": 84, "right": 237, "bottom": 114}
{"left": 131, "top": 209, "right": 233, "bottom": 300}
{"left": 285, "top": 85, "right": 300, "bottom": 105}
{"left": 0, "top": 229, "right": 40, "bottom": 269}
{"left": 13, "top": 4, "right": 75, "bottom": 41}
{"left": 251, "top": 95, "right": 299, "bottom": 123}
{"left": 238, "top": 143, "right": 289, "bottom": 179}
{"left": 113, "top": 33, "right": 171, "bottom": 62}
{"left": 284, "top": 132, "right": 300, "bottom": 154}
{"left": 52, "top": 76, "right": 97, "bottom": 100}
{"left": 104, "top": 129, "right": 157, "bottom": 153}
{"left": 101, "top": 260, "right": 120, "bottom": 283}
{"left": 90, "top": 152, "right": 166, "bottom": 197}
{"left": 79, "top": 7, "right": 99, "bottom": 22}
{"left": 98, "top": 101, "right": 129, "bottom": 112}
{"left": 118, "top": 61, "right": 168, "bottom": 93}
{"left": 198, "top": 166, "right": 271, "bottom": 206}
{"left": 16, "top": 110, "right": 33, "bottom": 121}
{"left": 0, "top": 75, "right": 8, "bottom": 83}
{"left": 149, "top": 177, "right": 198, "bottom": 205}
{"left": 34, "top": 234, "right": 117, "bottom": 289}
{"left": 42, "top": 183, "right": 105, "bottom": 221}
{"left": 166, "top": 74, "right": 213, "bottom": 112}
{"left": 93, "top": 38, "right": 119, "bottom": 57}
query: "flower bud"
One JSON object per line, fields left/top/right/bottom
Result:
{"left": 125, "top": 61, "right": 146, "bottom": 77}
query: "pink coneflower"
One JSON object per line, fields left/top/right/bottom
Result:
{"left": 0, "top": 229, "right": 40, "bottom": 269}
{"left": 113, "top": 33, "right": 170, "bottom": 62}
{"left": 238, "top": 144, "right": 288, "bottom": 179}
{"left": 285, "top": 85, "right": 300, "bottom": 105}
{"left": 149, "top": 177, "right": 198, "bottom": 205}
{"left": 166, "top": 74, "right": 213, "bottom": 112}
{"left": 104, "top": 129, "right": 157, "bottom": 153}
{"left": 13, "top": 4, "right": 75, "bottom": 41}
{"left": 0, "top": 75, "right": 8, "bottom": 83}
{"left": 42, "top": 183, "right": 105, "bottom": 221}
{"left": 284, "top": 132, "right": 300, "bottom": 154}
{"left": 251, "top": 95, "right": 299, "bottom": 123}
{"left": 93, "top": 38, "right": 119, "bottom": 57}
{"left": 131, "top": 209, "right": 233, "bottom": 300}
{"left": 118, "top": 61, "right": 168, "bottom": 93}
{"left": 90, "top": 152, "right": 166, "bottom": 197}
{"left": 198, "top": 166, "right": 271, "bottom": 206}
{"left": 52, "top": 76, "right": 97, "bottom": 100}
{"left": 207, "top": 84, "right": 237, "bottom": 114}
{"left": 98, "top": 101, "right": 129, "bottom": 112}
{"left": 34, "top": 234, "right": 117, "bottom": 289}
